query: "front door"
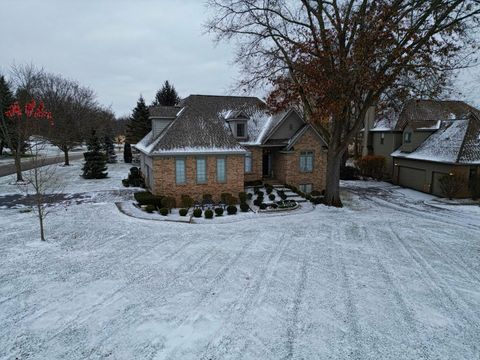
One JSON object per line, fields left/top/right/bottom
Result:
{"left": 262, "top": 150, "right": 271, "bottom": 177}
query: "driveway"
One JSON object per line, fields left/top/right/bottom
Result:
{"left": 0, "top": 181, "right": 479, "bottom": 359}
{"left": 0, "top": 153, "right": 84, "bottom": 177}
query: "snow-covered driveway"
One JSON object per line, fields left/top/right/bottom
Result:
{"left": 0, "top": 180, "right": 479, "bottom": 359}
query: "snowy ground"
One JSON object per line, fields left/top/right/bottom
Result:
{"left": 0, "top": 162, "right": 479, "bottom": 359}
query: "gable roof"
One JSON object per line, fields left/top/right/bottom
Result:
{"left": 136, "top": 95, "right": 265, "bottom": 155}
{"left": 392, "top": 112, "right": 480, "bottom": 164}
{"left": 149, "top": 105, "right": 183, "bottom": 118}
{"left": 371, "top": 99, "right": 478, "bottom": 132}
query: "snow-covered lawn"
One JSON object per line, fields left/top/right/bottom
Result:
{"left": 0, "top": 165, "right": 479, "bottom": 359}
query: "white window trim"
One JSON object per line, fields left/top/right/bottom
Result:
{"left": 175, "top": 157, "right": 186, "bottom": 185}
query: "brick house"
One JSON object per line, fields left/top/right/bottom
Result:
{"left": 135, "top": 95, "right": 327, "bottom": 203}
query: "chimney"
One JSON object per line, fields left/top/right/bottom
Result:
{"left": 362, "top": 105, "right": 376, "bottom": 156}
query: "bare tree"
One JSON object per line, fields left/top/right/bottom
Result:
{"left": 206, "top": 0, "right": 480, "bottom": 206}
{"left": 18, "top": 135, "right": 62, "bottom": 241}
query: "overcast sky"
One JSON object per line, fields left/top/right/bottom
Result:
{"left": 1, "top": 0, "right": 479, "bottom": 117}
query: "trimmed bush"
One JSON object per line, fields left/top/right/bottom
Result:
{"left": 159, "top": 207, "right": 168, "bottom": 216}
{"left": 238, "top": 192, "right": 247, "bottom": 203}
{"left": 311, "top": 196, "right": 324, "bottom": 205}
{"left": 202, "top": 194, "right": 213, "bottom": 201}
{"left": 268, "top": 193, "right": 276, "bottom": 201}
{"left": 227, "top": 205, "right": 237, "bottom": 215}
{"left": 181, "top": 194, "right": 194, "bottom": 209}
{"left": 240, "top": 203, "right": 250, "bottom": 212}
{"left": 255, "top": 190, "right": 264, "bottom": 197}
{"left": 214, "top": 207, "right": 224, "bottom": 216}
{"left": 145, "top": 204, "right": 155, "bottom": 213}
{"left": 356, "top": 155, "right": 386, "bottom": 180}
{"left": 259, "top": 203, "right": 267, "bottom": 210}
{"left": 134, "top": 192, "right": 163, "bottom": 207}
{"left": 193, "top": 208, "right": 203, "bottom": 218}
{"left": 310, "top": 190, "right": 322, "bottom": 197}
{"left": 221, "top": 193, "right": 232, "bottom": 203}
{"left": 245, "top": 180, "right": 262, "bottom": 187}
{"left": 253, "top": 199, "right": 261, "bottom": 206}
{"left": 179, "top": 208, "right": 188, "bottom": 216}
{"left": 227, "top": 196, "right": 238, "bottom": 206}
{"left": 265, "top": 187, "right": 273, "bottom": 195}
{"left": 277, "top": 190, "right": 287, "bottom": 200}
{"left": 247, "top": 193, "right": 253, "bottom": 200}
{"left": 204, "top": 209, "right": 214, "bottom": 219}
{"left": 122, "top": 179, "right": 130, "bottom": 187}
{"left": 270, "top": 203, "right": 278, "bottom": 209}
{"left": 161, "top": 196, "right": 176, "bottom": 212}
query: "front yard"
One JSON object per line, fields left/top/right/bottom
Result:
{"left": 0, "top": 160, "right": 479, "bottom": 359}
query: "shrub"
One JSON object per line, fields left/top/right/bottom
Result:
{"left": 179, "top": 208, "right": 188, "bottom": 216}
{"left": 277, "top": 190, "right": 287, "bottom": 200}
{"left": 245, "top": 179, "right": 262, "bottom": 187}
{"left": 247, "top": 193, "right": 253, "bottom": 200}
{"left": 226, "top": 205, "right": 237, "bottom": 215}
{"left": 240, "top": 203, "right": 250, "bottom": 212}
{"left": 202, "top": 193, "right": 213, "bottom": 201}
{"left": 181, "top": 194, "right": 194, "bottom": 209}
{"left": 255, "top": 190, "right": 264, "bottom": 197}
{"left": 356, "top": 155, "right": 386, "bottom": 180}
{"left": 145, "top": 204, "right": 155, "bottom": 213}
{"left": 204, "top": 209, "right": 214, "bottom": 219}
{"left": 122, "top": 179, "right": 130, "bottom": 187}
{"left": 439, "top": 172, "right": 466, "bottom": 200}
{"left": 270, "top": 203, "right": 278, "bottom": 209}
{"left": 470, "top": 177, "right": 480, "bottom": 199}
{"left": 159, "top": 208, "right": 168, "bottom": 216}
{"left": 265, "top": 187, "right": 273, "bottom": 195}
{"left": 297, "top": 190, "right": 306, "bottom": 198}
{"left": 227, "top": 196, "right": 238, "bottom": 206}
{"left": 238, "top": 192, "right": 247, "bottom": 203}
{"left": 310, "top": 190, "right": 322, "bottom": 197}
{"left": 134, "top": 192, "right": 163, "bottom": 207}
{"left": 311, "top": 197, "right": 324, "bottom": 205}
{"left": 254, "top": 185, "right": 262, "bottom": 193}
{"left": 340, "top": 165, "right": 360, "bottom": 180}
{"left": 215, "top": 207, "right": 224, "bottom": 216}
{"left": 193, "top": 208, "right": 202, "bottom": 218}
{"left": 221, "top": 193, "right": 232, "bottom": 203}
{"left": 253, "top": 199, "right": 261, "bottom": 206}
{"left": 268, "top": 193, "right": 276, "bottom": 201}
{"left": 259, "top": 203, "right": 267, "bottom": 210}
{"left": 161, "top": 196, "right": 176, "bottom": 212}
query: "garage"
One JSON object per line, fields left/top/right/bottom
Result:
{"left": 398, "top": 166, "right": 426, "bottom": 193}
{"left": 431, "top": 171, "right": 449, "bottom": 197}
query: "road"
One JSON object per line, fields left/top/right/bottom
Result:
{"left": 0, "top": 153, "right": 84, "bottom": 177}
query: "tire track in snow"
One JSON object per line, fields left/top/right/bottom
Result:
{"left": 388, "top": 224, "right": 480, "bottom": 329}
{"left": 197, "top": 232, "right": 291, "bottom": 360}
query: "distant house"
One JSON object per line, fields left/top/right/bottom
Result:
{"left": 135, "top": 95, "right": 327, "bottom": 203}
{"left": 366, "top": 99, "right": 480, "bottom": 197}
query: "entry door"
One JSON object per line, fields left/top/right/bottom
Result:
{"left": 262, "top": 151, "right": 271, "bottom": 177}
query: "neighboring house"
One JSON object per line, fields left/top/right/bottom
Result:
{"left": 366, "top": 99, "right": 480, "bottom": 197}
{"left": 135, "top": 95, "right": 328, "bottom": 203}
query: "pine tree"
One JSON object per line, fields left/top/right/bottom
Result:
{"left": 82, "top": 129, "right": 108, "bottom": 179}
{"left": 123, "top": 142, "right": 132, "bottom": 163}
{"left": 0, "top": 75, "right": 14, "bottom": 156}
{"left": 152, "top": 80, "right": 180, "bottom": 106}
{"left": 103, "top": 134, "right": 117, "bottom": 163}
{"left": 126, "top": 95, "right": 150, "bottom": 144}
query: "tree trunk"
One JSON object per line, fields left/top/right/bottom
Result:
{"left": 38, "top": 207, "right": 45, "bottom": 241}
{"left": 0, "top": 140, "right": 4, "bottom": 156}
{"left": 324, "top": 147, "right": 345, "bottom": 207}
{"left": 64, "top": 149, "right": 70, "bottom": 166}
{"left": 14, "top": 151, "right": 23, "bottom": 182}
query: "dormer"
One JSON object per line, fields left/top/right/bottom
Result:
{"left": 224, "top": 110, "right": 249, "bottom": 140}
{"left": 150, "top": 106, "right": 184, "bottom": 137}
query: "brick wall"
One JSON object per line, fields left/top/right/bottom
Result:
{"left": 244, "top": 146, "right": 263, "bottom": 182}
{"left": 276, "top": 128, "right": 327, "bottom": 192}
{"left": 151, "top": 154, "right": 245, "bottom": 204}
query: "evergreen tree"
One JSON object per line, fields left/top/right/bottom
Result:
{"left": 103, "top": 134, "right": 117, "bottom": 163}
{"left": 123, "top": 142, "right": 132, "bottom": 163}
{"left": 152, "top": 80, "right": 180, "bottom": 106}
{"left": 82, "top": 129, "right": 108, "bottom": 179}
{"left": 126, "top": 95, "right": 150, "bottom": 144}
{"left": 0, "top": 75, "right": 14, "bottom": 156}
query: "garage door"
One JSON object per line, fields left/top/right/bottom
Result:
{"left": 398, "top": 166, "right": 426, "bottom": 192}
{"left": 431, "top": 171, "right": 449, "bottom": 197}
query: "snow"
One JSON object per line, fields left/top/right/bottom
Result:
{"left": 1, "top": 172, "right": 480, "bottom": 358}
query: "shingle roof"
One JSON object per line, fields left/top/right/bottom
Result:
{"left": 372, "top": 99, "right": 478, "bottom": 131}
{"left": 149, "top": 105, "right": 183, "bottom": 118}
{"left": 392, "top": 113, "right": 480, "bottom": 164}
{"left": 137, "top": 95, "right": 266, "bottom": 155}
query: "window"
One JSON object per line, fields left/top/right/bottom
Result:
{"left": 217, "top": 157, "right": 226, "bottom": 183}
{"left": 299, "top": 184, "right": 313, "bottom": 194}
{"left": 175, "top": 158, "right": 186, "bottom": 184}
{"left": 300, "top": 151, "right": 314, "bottom": 172}
{"left": 404, "top": 132, "right": 412, "bottom": 143}
{"left": 380, "top": 132, "right": 385, "bottom": 145}
{"left": 236, "top": 123, "right": 246, "bottom": 137}
{"left": 196, "top": 157, "right": 207, "bottom": 184}
{"left": 245, "top": 152, "right": 252, "bottom": 173}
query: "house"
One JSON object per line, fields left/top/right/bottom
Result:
{"left": 366, "top": 99, "right": 480, "bottom": 197}
{"left": 135, "top": 95, "right": 328, "bottom": 203}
